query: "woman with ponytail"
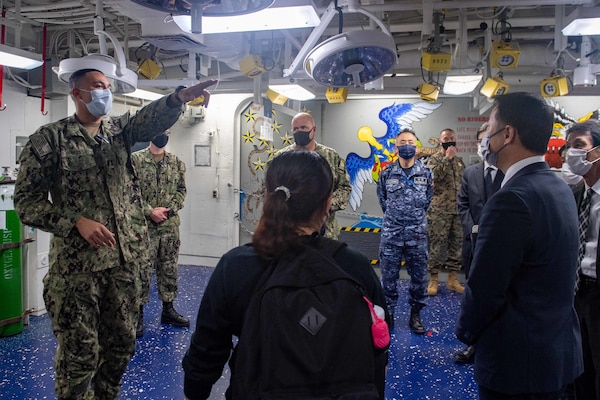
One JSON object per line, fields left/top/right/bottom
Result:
{"left": 182, "top": 150, "right": 388, "bottom": 400}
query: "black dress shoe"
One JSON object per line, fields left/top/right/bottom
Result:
{"left": 409, "top": 307, "right": 426, "bottom": 335}
{"left": 454, "top": 345, "right": 475, "bottom": 364}
{"left": 161, "top": 302, "right": 190, "bottom": 327}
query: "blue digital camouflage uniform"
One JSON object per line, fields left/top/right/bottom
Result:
{"left": 273, "top": 143, "right": 351, "bottom": 239}
{"left": 377, "top": 159, "right": 433, "bottom": 313}
{"left": 131, "top": 148, "right": 186, "bottom": 305}
{"left": 14, "top": 95, "right": 183, "bottom": 400}
{"left": 426, "top": 151, "right": 466, "bottom": 273}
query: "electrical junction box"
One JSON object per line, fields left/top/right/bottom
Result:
{"left": 417, "top": 83, "right": 440, "bottom": 102}
{"left": 490, "top": 42, "right": 520, "bottom": 69}
{"left": 266, "top": 89, "right": 288, "bottom": 105}
{"left": 137, "top": 58, "right": 162, "bottom": 79}
{"left": 540, "top": 75, "right": 569, "bottom": 97}
{"left": 325, "top": 87, "right": 348, "bottom": 103}
{"left": 480, "top": 77, "right": 509, "bottom": 98}
{"left": 239, "top": 54, "right": 266, "bottom": 78}
{"left": 421, "top": 52, "right": 452, "bottom": 72}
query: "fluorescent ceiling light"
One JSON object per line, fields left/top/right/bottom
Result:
{"left": 172, "top": 4, "right": 319, "bottom": 34}
{"left": 0, "top": 43, "right": 43, "bottom": 70}
{"left": 443, "top": 73, "right": 483, "bottom": 95}
{"left": 268, "top": 82, "right": 315, "bottom": 101}
{"left": 562, "top": 7, "right": 600, "bottom": 36}
{"left": 123, "top": 89, "right": 164, "bottom": 101}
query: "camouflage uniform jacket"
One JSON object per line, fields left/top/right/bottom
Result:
{"left": 427, "top": 151, "right": 465, "bottom": 215}
{"left": 14, "top": 96, "right": 183, "bottom": 274}
{"left": 274, "top": 143, "right": 351, "bottom": 237}
{"left": 275, "top": 143, "right": 351, "bottom": 213}
{"left": 377, "top": 159, "right": 433, "bottom": 244}
{"left": 131, "top": 148, "right": 186, "bottom": 230}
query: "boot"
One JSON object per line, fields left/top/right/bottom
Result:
{"left": 409, "top": 307, "right": 426, "bottom": 335}
{"left": 446, "top": 271, "right": 465, "bottom": 294}
{"left": 427, "top": 273, "right": 439, "bottom": 296}
{"left": 136, "top": 306, "right": 144, "bottom": 338}
{"left": 161, "top": 301, "right": 190, "bottom": 327}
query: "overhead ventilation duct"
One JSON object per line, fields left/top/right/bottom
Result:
{"left": 284, "top": 1, "right": 397, "bottom": 88}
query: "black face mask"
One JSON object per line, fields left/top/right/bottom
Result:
{"left": 152, "top": 134, "right": 169, "bottom": 148}
{"left": 441, "top": 141, "right": 456, "bottom": 150}
{"left": 293, "top": 130, "right": 312, "bottom": 147}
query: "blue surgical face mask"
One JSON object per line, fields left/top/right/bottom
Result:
{"left": 480, "top": 126, "right": 507, "bottom": 167}
{"left": 79, "top": 88, "right": 113, "bottom": 117}
{"left": 398, "top": 144, "right": 416, "bottom": 160}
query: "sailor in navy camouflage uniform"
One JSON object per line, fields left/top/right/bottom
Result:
{"left": 377, "top": 129, "right": 433, "bottom": 334}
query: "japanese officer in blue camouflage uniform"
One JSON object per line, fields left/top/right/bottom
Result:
{"left": 13, "top": 68, "right": 216, "bottom": 400}
{"left": 377, "top": 128, "right": 433, "bottom": 334}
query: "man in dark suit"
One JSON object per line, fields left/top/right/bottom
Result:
{"left": 564, "top": 119, "right": 600, "bottom": 399}
{"left": 455, "top": 92, "right": 583, "bottom": 400}
{"left": 454, "top": 123, "right": 504, "bottom": 364}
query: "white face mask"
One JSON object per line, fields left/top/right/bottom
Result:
{"left": 566, "top": 146, "right": 600, "bottom": 176}
{"left": 476, "top": 143, "right": 484, "bottom": 160}
{"left": 561, "top": 161, "right": 583, "bottom": 185}
{"left": 79, "top": 88, "right": 113, "bottom": 117}
{"left": 479, "top": 127, "right": 506, "bottom": 167}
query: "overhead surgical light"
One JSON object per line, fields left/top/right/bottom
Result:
{"left": 0, "top": 44, "right": 43, "bottom": 70}
{"left": 562, "top": 6, "right": 600, "bottom": 36}
{"left": 443, "top": 71, "right": 483, "bottom": 95}
{"left": 172, "top": 0, "right": 320, "bottom": 34}
{"left": 304, "top": 30, "right": 397, "bottom": 87}
{"left": 54, "top": 6, "right": 137, "bottom": 93}
{"left": 284, "top": 1, "right": 397, "bottom": 88}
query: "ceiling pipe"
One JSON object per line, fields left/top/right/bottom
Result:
{"left": 359, "top": 0, "right": 592, "bottom": 13}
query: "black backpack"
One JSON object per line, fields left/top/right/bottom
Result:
{"left": 230, "top": 238, "right": 381, "bottom": 400}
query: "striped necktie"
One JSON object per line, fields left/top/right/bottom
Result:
{"left": 576, "top": 188, "right": 594, "bottom": 290}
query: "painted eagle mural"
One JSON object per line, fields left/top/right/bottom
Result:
{"left": 346, "top": 102, "right": 442, "bottom": 211}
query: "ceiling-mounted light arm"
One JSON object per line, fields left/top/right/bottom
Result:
{"left": 346, "top": 0, "right": 391, "bottom": 36}
{"left": 189, "top": 0, "right": 203, "bottom": 34}
{"left": 94, "top": 1, "right": 107, "bottom": 56}
{"left": 427, "top": 11, "right": 445, "bottom": 52}
{"left": 283, "top": 1, "right": 338, "bottom": 78}
{"left": 93, "top": 13, "right": 129, "bottom": 79}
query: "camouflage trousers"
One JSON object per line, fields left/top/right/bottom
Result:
{"left": 43, "top": 263, "right": 140, "bottom": 400}
{"left": 427, "top": 213, "right": 463, "bottom": 273}
{"left": 379, "top": 240, "right": 428, "bottom": 313}
{"left": 141, "top": 226, "right": 181, "bottom": 304}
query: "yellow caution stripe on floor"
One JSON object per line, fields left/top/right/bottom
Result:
{"left": 340, "top": 227, "right": 381, "bottom": 233}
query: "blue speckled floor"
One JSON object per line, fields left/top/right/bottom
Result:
{"left": 0, "top": 266, "right": 476, "bottom": 399}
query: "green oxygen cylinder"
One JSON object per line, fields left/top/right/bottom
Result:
{"left": 0, "top": 180, "right": 24, "bottom": 336}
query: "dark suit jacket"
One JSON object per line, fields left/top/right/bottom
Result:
{"left": 456, "top": 162, "right": 583, "bottom": 394}
{"left": 572, "top": 181, "right": 600, "bottom": 288}
{"left": 457, "top": 163, "right": 502, "bottom": 274}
